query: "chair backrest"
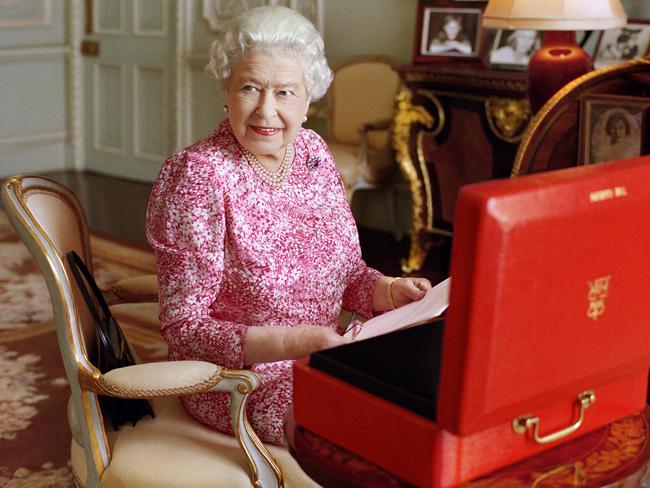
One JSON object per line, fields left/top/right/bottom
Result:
{"left": 328, "top": 56, "right": 401, "bottom": 149}
{"left": 2, "top": 175, "right": 110, "bottom": 484}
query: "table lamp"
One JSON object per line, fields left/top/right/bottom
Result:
{"left": 483, "top": 0, "right": 628, "bottom": 112}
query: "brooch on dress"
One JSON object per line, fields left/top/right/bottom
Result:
{"left": 306, "top": 156, "right": 321, "bottom": 171}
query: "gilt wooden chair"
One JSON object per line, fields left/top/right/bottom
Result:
{"left": 1, "top": 175, "right": 319, "bottom": 488}
{"left": 322, "top": 56, "right": 401, "bottom": 196}
{"left": 317, "top": 56, "right": 411, "bottom": 238}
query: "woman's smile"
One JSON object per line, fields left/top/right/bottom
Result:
{"left": 250, "top": 125, "right": 282, "bottom": 136}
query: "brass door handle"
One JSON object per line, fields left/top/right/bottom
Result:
{"left": 512, "top": 390, "right": 596, "bottom": 444}
{"left": 81, "top": 40, "right": 100, "bottom": 56}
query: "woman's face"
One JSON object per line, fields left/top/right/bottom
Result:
{"left": 443, "top": 19, "right": 461, "bottom": 40}
{"left": 611, "top": 119, "right": 627, "bottom": 139}
{"left": 514, "top": 31, "right": 536, "bottom": 54}
{"left": 226, "top": 51, "right": 310, "bottom": 161}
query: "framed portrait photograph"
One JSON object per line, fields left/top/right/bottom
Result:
{"left": 489, "top": 29, "right": 542, "bottom": 71}
{"left": 593, "top": 21, "right": 650, "bottom": 68}
{"left": 579, "top": 94, "right": 650, "bottom": 165}
{"left": 416, "top": 6, "right": 483, "bottom": 61}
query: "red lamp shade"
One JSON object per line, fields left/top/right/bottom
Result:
{"left": 482, "top": 0, "right": 627, "bottom": 112}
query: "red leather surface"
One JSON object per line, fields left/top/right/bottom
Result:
{"left": 438, "top": 156, "right": 650, "bottom": 435}
{"left": 294, "top": 360, "right": 647, "bottom": 487}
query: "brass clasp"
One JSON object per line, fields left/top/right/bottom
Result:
{"left": 512, "top": 390, "right": 596, "bottom": 444}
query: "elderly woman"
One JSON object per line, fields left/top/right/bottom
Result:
{"left": 146, "top": 5, "right": 431, "bottom": 445}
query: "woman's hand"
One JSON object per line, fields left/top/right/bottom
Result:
{"left": 284, "top": 324, "right": 351, "bottom": 356}
{"left": 244, "top": 324, "right": 349, "bottom": 365}
{"left": 390, "top": 277, "right": 431, "bottom": 308}
{"left": 372, "top": 276, "right": 432, "bottom": 312}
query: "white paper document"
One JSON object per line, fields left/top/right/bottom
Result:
{"left": 351, "top": 277, "right": 451, "bottom": 342}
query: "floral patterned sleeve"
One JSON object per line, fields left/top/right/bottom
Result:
{"left": 341, "top": 258, "right": 383, "bottom": 320}
{"left": 146, "top": 150, "right": 248, "bottom": 368}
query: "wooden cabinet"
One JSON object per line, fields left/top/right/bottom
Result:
{"left": 394, "top": 64, "right": 532, "bottom": 272}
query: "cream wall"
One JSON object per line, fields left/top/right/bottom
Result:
{"left": 323, "top": 0, "right": 416, "bottom": 66}
{"left": 624, "top": 0, "right": 649, "bottom": 19}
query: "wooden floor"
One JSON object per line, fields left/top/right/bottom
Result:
{"left": 33, "top": 170, "right": 445, "bottom": 279}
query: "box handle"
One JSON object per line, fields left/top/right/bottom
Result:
{"left": 512, "top": 390, "right": 596, "bottom": 444}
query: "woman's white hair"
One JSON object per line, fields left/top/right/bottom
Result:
{"left": 207, "top": 6, "right": 332, "bottom": 101}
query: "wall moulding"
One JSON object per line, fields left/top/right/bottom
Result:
{"left": 94, "top": 0, "right": 125, "bottom": 35}
{"left": 0, "top": 0, "right": 52, "bottom": 28}
{"left": 92, "top": 62, "right": 126, "bottom": 155}
{"left": 0, "top": 45, "right": 67, "bottom": 61}
{"left": 133, "top": 0, "right": 168, "bottom": 37}
{"left": 132, "top": 64, "right": 169, "bottom": 162}
{"left": 0, "top": 131, "right": 66, "bottom": 148}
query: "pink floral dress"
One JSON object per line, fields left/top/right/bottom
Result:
{"left": 146, "top": 120, "right": 383, "bottom": 444}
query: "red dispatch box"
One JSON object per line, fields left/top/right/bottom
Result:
{"left": 293, "top": 156, "right": 650, "bottom": 487}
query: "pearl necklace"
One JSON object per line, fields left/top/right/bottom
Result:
{"left": 242, "top": 144, "right": 294, "bottom": 187}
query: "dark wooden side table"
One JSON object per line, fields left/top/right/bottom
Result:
{"left": 393, "top": 64, "right": 531, "bottom": 273}
{"left": 286, "top": 407, "right": 650, "bottom": 487}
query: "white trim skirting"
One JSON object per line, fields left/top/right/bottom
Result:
{"left": 0, "top": 131, "right": 67, "bottom": 148}
{"left": 0, "top": 45, "right": 68, "bottom": 61}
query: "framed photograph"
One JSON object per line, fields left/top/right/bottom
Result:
{"left": 593, "top": 21, "right": 650, "bottom": 68}
{"left": 489, "top": 29, "right": 542, "bottom": 71}
{"left": 579, "top": 94, "right": 650, "bottom": 165}
{"left": 416, "top": 5, "right": 483, "bottom": 62}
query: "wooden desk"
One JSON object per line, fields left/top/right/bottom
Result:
{"left": 287, "top": 407, "right": 650, "bottom": 487}
{"left": 393, "top": 64, "right": 531, "bottom": 272}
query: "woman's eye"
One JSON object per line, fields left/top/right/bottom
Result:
{"left": 278, "top": 89, "right": 294, "bottom": 97}
{"left": 242, "top": 85, "right": 258, "bottom": 92}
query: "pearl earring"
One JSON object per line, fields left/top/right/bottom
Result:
{"left": 223, "top": 105, "right": 228, "bottom": 115}
{"left": 302, "top": 115, "right": 307, "bottom": 123}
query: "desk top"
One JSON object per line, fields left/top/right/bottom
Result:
{"left": 287, "top": 407, "right": 650, "bottom": 488}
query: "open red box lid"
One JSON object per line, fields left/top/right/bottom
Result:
{"left": 438, "top": 156, "right": 650, "bottom": 436}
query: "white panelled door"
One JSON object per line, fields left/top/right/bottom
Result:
{"left": 82, "top": 0, "right": 175, "bottom": 182}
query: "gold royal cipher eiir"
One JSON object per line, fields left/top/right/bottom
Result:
{"left": 587, "top": 275, "right": 611, "bottom": 321}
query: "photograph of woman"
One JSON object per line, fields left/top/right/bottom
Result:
{"left": 594, "top": 23, "right": 650, "bottom": 68}
{"left": 490, "top": 29, "right": 540, "bottom": 69}
{"left": 146, "top": 6, "right": 433, "bottom": 446}
{"left": 421, "top": 8, "right": 480, "bottom": 57}
{"left": 588, "top": 107, "right": 642, "bottom": 164}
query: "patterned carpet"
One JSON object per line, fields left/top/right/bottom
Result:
{"left": 0, "top": 211, "right": 163, "bottom": 487}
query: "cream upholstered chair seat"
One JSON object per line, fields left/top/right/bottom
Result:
{"left": 1, "top": 175, "right": 319, "bottom": 488}
{"left": 327, "top": 141, "right": 361, "bottom": 190}
{"left": 71, "top": 396, "right": 317, "bottom": 487}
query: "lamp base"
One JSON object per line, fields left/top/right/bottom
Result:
{"left": 528, "top": 31, "right": 593, "bottom": 112}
